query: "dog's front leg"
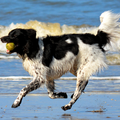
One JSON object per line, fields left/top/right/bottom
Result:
{"left": 12, "top": 76, "right": 45, "bottom": 108}
{"left": 61, "top": 79, "right": 88, "bottom": 111}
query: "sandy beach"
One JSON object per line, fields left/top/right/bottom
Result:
{"left": 0, "top": 92, "right": 120, "bottom": 120}
{"left": 0, "top": 74, "right": 120, "bottom": 120}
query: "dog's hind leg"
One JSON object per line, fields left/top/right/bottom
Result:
{"left": 61, "top": 77, "right": 88, "bottom": 111}
{"left": 61, "top": 61, "right": 90, "bottom": 111}
{"left": 11, "top": 77, "right": 45, "bottom": 108}
{"left": 61, "top": 43, "right": 107, "bottom": 111}
{"left": 46, "top": 80, "right": 67, "bottom": 99}
{"left": 61, "top": 57, "right": 104, "bottom": 110}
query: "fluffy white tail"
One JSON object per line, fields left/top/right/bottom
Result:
{"left": 98, "top": 11, "right": 120, "bottom": 51}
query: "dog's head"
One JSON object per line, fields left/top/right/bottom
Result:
{"left": 1, "top": 28, "right": 37, "bottom": 54}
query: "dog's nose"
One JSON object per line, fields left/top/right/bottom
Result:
{"left": 1, "top": 37, "right": 4, "bottom": 42}
{"left": 0, "top": 36, "right": 9, "bottom": 43}
{"left": 1, "top": 37, "right": 5, "bottom": 42}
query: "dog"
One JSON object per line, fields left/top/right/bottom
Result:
{"left": 1, "top": 11, "right": 120, "bottom": 111}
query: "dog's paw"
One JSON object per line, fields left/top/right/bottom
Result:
{"left": 61, "top": 104, "right": 72, "bottom": 111}
{"left": 11, "top": 99, "right": 22, "bottom": 108}
{"left": 12, "top": 103, "right": 20, "bottom": 108}
{"left": 57, "top": 92, "right": 68, "bottom": 98}
{"left": 49, "top": 92, "right": 68, "bottom": 99}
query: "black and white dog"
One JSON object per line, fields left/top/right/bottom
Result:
{"left": 1, "top": 11, "right": 120, "bottom": 111}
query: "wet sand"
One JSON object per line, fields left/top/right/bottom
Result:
{"left": 0, "top": 93, "right": 120, "bottom": 120}
{"left": 0, "top": 79, "right": 120, "bottom": 120}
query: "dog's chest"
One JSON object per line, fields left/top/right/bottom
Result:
{"left": 22, "top": 57, "right": 43, "bottom": 76}
{"left": 22, "top": 58, "right": 35, "bottom": 76}
{"left": 22, "top": 52, "right": 77, "bottom": 80}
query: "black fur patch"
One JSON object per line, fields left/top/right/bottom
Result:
{"left": 1, "top": 29, "right": 39, "bottom": 59}
{"left": 42, "top": 35, "right": 79, "bottom": 67}
{"left": 13, "top": 29, "right": 39, "bottom": 59}
{"left": 96, "top": 30, "right": 110, "bottom": 51}
{"left": 79, "top": 31, "right": 109, "bottom": 52}
{"left": 42, "top": 31, "right": 109, "bottom": 67}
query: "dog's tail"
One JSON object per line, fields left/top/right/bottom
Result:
{"left": 97, "top": 11, "right": 120, "bottom": 51}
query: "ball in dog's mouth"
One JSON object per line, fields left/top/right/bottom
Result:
{"left": 6, "top": 43, "right": 15, "bottom": 54}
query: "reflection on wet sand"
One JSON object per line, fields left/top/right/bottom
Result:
{"left": 62, "top": 113, "right": 89, "bottom": 120}
{"left": 0, "top": 93, "right": 120, "bottom": 120}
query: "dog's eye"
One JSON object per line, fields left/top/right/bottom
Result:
{"left": 9, "top": 33, "right": 16, "bottom": 39}
{"left": 9, "top": 31, "right": 17, "bottom": 39}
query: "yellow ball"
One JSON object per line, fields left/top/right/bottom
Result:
{"left": 6, "top": 43, "right": 15, "bottom": 51}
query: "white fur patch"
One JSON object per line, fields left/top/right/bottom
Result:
{"left": 66, "top": 39, "right": 72, "bottom": 44}
{"left": 77, "top": 38, "right": 107, "bottom": 79}
{"left": 47, "top": 51, "right": 76, "bottom": 80}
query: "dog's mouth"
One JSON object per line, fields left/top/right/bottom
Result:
{"left": 0, "top": 37, "right": 17, "bottom": 54}
{"left": 6, "top": 49, "right": 12, "bottom": 54}
{"left": 6, "top": 42, "right": 16, "bottom": 54}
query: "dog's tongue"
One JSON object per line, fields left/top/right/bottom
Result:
{"left": 6, "top": 49, "right": 10, "bottom": 54}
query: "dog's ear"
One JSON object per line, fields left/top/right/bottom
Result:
{"left": 26, "top": 29, "right": 36, "bottom": 39}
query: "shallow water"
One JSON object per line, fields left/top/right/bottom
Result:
{"left": 0, "top": 0, "right": 120, "bottom": 26}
